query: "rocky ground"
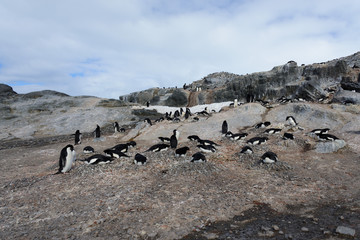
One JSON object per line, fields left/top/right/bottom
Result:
{"left": 0, "top": 101, "right": 360, "bottom": 239}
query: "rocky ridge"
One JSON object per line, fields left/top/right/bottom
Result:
{"left": 119, "top": 51, "right": 360, "bottom": 107}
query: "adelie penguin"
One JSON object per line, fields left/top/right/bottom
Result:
{"left": 113, "top": 122, "right": 120, "bottom": 133}
{"left": 94, "top": 125, "right": 101, "bottom": 138}
{"left": 144, "top": 118, "right": 152, "bottom": 126}
{"left": 74, "top": 130, "right": 82, "bottom": 145}
{"left": 197, "top": 144, "right": 216, "bottom": 153}
{"left": 283, "top": 132, "right": 295, "bottom": 140}
{"left": 146, "top": 144, "right": 170, "bottom": 152}
{"left": 56, "top": 145, "right": 76, "bottom": 174}
{"left": 286, "top": 116, "right": 297, "bottom": 127}
{"left": 198, "top": 139, "right": 220, "bottom": 146}
{"left": 261, "top": 151, "right": 278, "bottom": 164}
{"left": 83, "top": 146, "right": 94, "bottom": 154}
{"left": 264, "top": 128, "right": 281, "bottom": 134}
{"left": 240, "top": 146, "right": 253, "bottom": 154}
{"left": 159, "top": 137, "right": 171, "bottom": 143}
{"left": 229, "top": 132, "right": 248, "bottom": 141}
{"left": 247, "top": 137, "right": 268, "bottom": 145}
{"left": 191, "top": 152, "right": 207, "bottom": 163}
{"left": 112, "top": 143, "right": 129, "bottom": 153}
{"left": 188, "top": 135, "right": 200, "bottom": 141}
{"left": 222, "top": 120, "right": 228, "bottom": 134}
{"left": 254, "top": 122, "right": 271, "bottom": 129}
{"left": 310, "top": 128, "right": 330, "bottom": 135}
{"left": 170, "top": 134, "right": 178, "bottom": 149}
{"left": 84, "top": 154, "right": 113, "bottom": 164}
{"left": 134, "top": 153, "right": 147, "bottom": 165}
{"left": 104, "top": 149, "right": 130, "bottom": 158}
{"left": 317, "top": 133, "right": 339, "bottom": 141}
{"left": 175, "top": 147, "right": 190, "bottom": 157}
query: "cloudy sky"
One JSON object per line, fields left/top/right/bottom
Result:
{"left": 0, "top": 0, "right": 359, "bottom": 98}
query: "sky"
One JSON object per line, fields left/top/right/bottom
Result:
{"left": 0, "top": 0, "right": 359, "bottom": 99}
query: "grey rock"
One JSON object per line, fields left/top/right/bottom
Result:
{"left": 315, "top": 140, "right": 346, "bottom": 153}
{"left": 336, "top": 226, "right": 356, "bottom": 237}
{"left": 0, "top": 83, "right": 17, "bottom": 97}
{"left": 301, "top": 227, "right": 309, "bottom": 232}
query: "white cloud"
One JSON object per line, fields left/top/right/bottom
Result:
{"left": 0, "top": 0, "right": 359, "bottom": 98}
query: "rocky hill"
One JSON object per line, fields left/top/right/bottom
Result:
{"left": 119, "top": 51, "right": 360, "bottom": 106}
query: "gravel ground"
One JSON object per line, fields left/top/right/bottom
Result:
{"left": 1, "top": 102, "right": 360, "bottom": 239}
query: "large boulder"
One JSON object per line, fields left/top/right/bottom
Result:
{"left": 0, "top": 84, "right": 17, "bottom": 97}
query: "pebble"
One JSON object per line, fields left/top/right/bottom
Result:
{"left": 272, "top": 225, "right": 280, "bottom": 231}
{"left": 336, "top": 226, "right": 356, "bottom": 237}
{"left": 301, "top": 227, "right": 309, "bottom": 232}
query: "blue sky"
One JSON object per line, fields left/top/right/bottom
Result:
{"left": 0, "top": 0, "right": 359, "bottom": 98}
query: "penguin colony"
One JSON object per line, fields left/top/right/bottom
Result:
{"left": 56, "top": 99, "right": 342, "bottom": 174}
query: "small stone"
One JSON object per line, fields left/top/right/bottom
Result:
{"left": 339, "top": 216, "right": 345, "bottom": 220}
{"left": 336, "top": 226, "right": 355, "bottom": 237}
{"left": 261, "top": 226, "right": 270, "bottom": 231}
{"left": 323, "top": 230, "right": 331, "bottom": 235}
{"left": 285, "top": 233, "right": 293, "bottom": 239}
{"left": 301, "top": 227, "right": 309, "bottom": 232}
{"left": 279, "top": 231, "right": 284, "bottom": 235}
{"left": 273, "top": 225, "right": 280, "bottom": 231}
{"left": 202, "top": 233, "right": 218, "bottom": 239}
{"left": 139, "top": 230, "right": 146, "bottom": 236}
{"left": 230, "top": 224, "right": 238, "bottom": 229}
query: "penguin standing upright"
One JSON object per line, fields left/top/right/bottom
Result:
{"left": 74, "top": 130, "right": 82, "bottom": 145}
{"left": 170, "top": 134, "right": 178, "bottom": 149}
{"left": 94, "top": 125, "right": 101, "bottom": 138}
{"left": 114, "top": 122, "right": 120, "bottom": 133}
{"left": 222, "top": 120, "right": 228, "bottom": 134}
{"left": 146, "top": 101, "right": 150, "bottom": 108}
{"left": 57, "top": 145, "right": 76, "bottom": 174}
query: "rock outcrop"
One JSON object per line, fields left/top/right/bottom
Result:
{"left": 119, "top": 52, "right": 360, "bottom": 107}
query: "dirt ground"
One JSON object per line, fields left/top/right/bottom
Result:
{"left": 0, "top": 103, "right": 359, "bottom": 239}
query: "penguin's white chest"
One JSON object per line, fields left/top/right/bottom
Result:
{"left": 62, "top": 149, "right": 75, "bottom": 173}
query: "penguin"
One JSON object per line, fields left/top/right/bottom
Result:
{"left": 225, "top": 131, "right": 234, "bottom": 138}
{"left": 134, "top": 153, "right": 147, "bottom": 165}
{"left": 188, "top": 135, "right": 200, "bottom": 141}
{"left": 317, "top": 133, "right": 339, "bottom": 141}
{"left": 120, "top": 127, "right": 126, "bottom": 133}
{"left": 229, "top": 133, "right": 248, "bottom": 141}
{"left": 254, "top": 122, "right": 271, "bottom": 129}
{"left": 74, "top": 130, "right": 82, "bottom": 145}
{"left": 127, "top": 141, "right": 137, "bottom": 148}
{"left": 193, "top": 117, "right": 200, "bottom": 122}
{"left": 155, "top": 117, "right": 164, "bottom": 123}
{"left": 198, "top": 139, "right": 220, "bottom": 146}
{"left": 159, "top": 137, "right": 171, "bottom": 143}
{"left": 240, "top": 146, "right": 253, "bottom": 154}
{"left": 170, "top": 134, "right": 178, "bottom": 149}
{"left": 185, "top": 111, "right": 191, "bottom": 119}
{"left": 310, "top": 128, "right": 330, "bottom": 135}
{"left": 145, "top": 144, "right": 170, "bottom": 152}
{"left": 174, "top": 110, "right": 180, "bottom": 118}
{"left": 283, "top": 132, "right": 295, "bottom": 140}
{"left": 114, "top": 122, "right": 120, "bottom": 133}
{"left": 180, "top": 108, "right": 184, "bottom": 117}
{"left": 191, "top": 152, "right": 207, "bottom": 162}
{"left": 173, "top": 117, "right": 181, "bottom": 123}
{"left": 83, "top": 146, "right": 94, "bottom": 154}
{"left": 264, "top": 128, "right": 282, "bottom": 134}
{"left": 104, "top": 149, "right": 130, "bottom": 158}
{"left": 173, "top": 129, "right": 180, "bottom": 140}
{"left": 247, "top": 137, "right": 268, "bottom": 145}
{"left": 286, "top": 116, "right": 297, "bottom": 127}
{"left": 94, "top": 125, "right": 101, "bottom": 138}
{"left": 57, "top": 145, "right": 76, "bottom": 174}
{"left": 222, "top": 120, "right": 228, "bottom": 134}
{"left": 197, "top": 144, "right": 216, "bottom": 153}
{"left": 175, "top": 146, "right": 190, "bottom": 157}
{"left": 197, "top": 110, "right": 210, "bottom": 116}
{"left": 112, "top": 144, "right": 129, "bottom": 153}
{"left": 146, "top": 101, "right": 150, "bottom": 108}
{"left": 261, "top": 151, "right": 278, "bottom": 164}
{"left": 144, "top": 118, "right": 152, "bottom": 126}
{"left": 84, "top": 154, "right": 113, "bottom": 164}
